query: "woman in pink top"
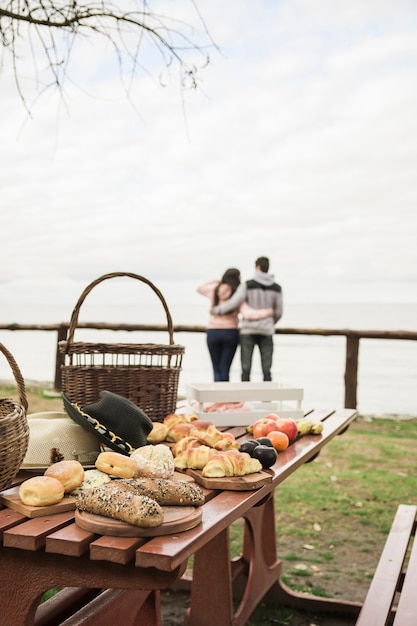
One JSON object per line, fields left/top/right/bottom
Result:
{"left": 197, "top": 268, "right": 273, "bottom": 381}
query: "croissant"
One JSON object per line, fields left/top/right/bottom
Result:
{"left": 174, "top": 445, "right": 216, "bottom": 470}
{"left": 190, "top": 423, "right": 224, "bottom": 447}
{"left": 213, "top": 433, "right": 240, "bottom": 451}
{"left": 202, "top": 450, "right": 262, "bottom": 478}
{"left": 166, "top": 422, "right": 194, "bottom": 443}
{"left": 171, "top": 436, "right": 202, "bottom": 457}
{"left": 147, "top": 422, "right": 169, "bottom": 444}
{"left": 163, "top": 413, "right": 198, "bottom": 428}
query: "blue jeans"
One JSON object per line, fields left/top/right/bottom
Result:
{"left": 240, "top": 333, "right": 273, "bottom": 381}
{"left": 206, "top": 329, "right": 240, "bottom": 382}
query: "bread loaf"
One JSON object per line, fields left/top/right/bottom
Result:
{"left": 75, "top": 484, "right": 163, "bottom": 527}
{"left": 131, "top": 444, "right": 174, "bottom": 479}
{"left": 114, "top": 477, "right": 205, "bottom": 506}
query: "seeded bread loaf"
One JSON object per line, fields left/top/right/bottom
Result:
{"left": 113, "top": 477, "right": 205, "bottom": 507}
{"left": 75, "top": 484, "right": 163, "bottom": 527}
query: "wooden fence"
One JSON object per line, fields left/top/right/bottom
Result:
{"left": 1, "top": 322, "right": 416, "bottom": 410}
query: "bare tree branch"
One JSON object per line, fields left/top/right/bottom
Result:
{"left": 0, "top": 0, "right": 217, "bottom": 113}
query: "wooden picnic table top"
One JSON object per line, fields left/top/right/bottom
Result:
{"left": 0, "top": 407, "right": 359, "bottom": 626}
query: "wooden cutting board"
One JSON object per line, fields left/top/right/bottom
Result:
{"left": 75, "top": 505, "right": 202, "bottom": 537}
{"left": 1, "top": 486, "right": 76, "bottom": 518}
{"left": 178, "top": 469, "right": 273, "bottom": 491}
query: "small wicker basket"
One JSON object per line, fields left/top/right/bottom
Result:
{"left": 59, "top": 272, "right": 185, "bottom": 421}
{"left": 0, "top": 343, "right": 29, "bottom": 492}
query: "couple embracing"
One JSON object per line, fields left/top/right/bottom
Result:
{"left": 197, "top": 256, "right": 283, "bottom": 383}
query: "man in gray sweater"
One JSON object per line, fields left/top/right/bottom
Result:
{"left": 211, "top": 256, "right": 283, "bottom": 381}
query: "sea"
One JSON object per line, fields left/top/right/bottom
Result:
{"left": 1, "top": 290, "right": 416, "bottom": 419}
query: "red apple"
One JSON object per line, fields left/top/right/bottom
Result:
{"left": 252, "top": 418, "right": 280, "bottom": 439}
{"left": 274, "top": 418, "right": 298, "bottom": 443}
{"left": 263, "top": 413, "right": 281, "bottom": 421}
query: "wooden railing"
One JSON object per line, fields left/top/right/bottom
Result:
{"left": 1, "top": 322, "right": 416, "bottom": 410}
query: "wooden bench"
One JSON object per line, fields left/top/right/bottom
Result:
{"left": 355, "top": 504, "right": 417, "bottom": 626}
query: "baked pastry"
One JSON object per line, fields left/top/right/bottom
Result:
{"left": 213, "top": 433, "right": 240, "bottom": 451}
{"left": 71, "top": 469, "right": 112, "bottom": 495}
{"left": 19, "top": 475, "right": 65, "bottom": 507}
{"left": 75, "top": 485, "right": 163, "bottom": 527}
{"left": 174, "top": 445, "right": 216, "bottom": 470}
{"left": 95, "top": 451, "right": 137, "bottom": 479}
{"left": 131, "top": 444, "right": 174, "bottom": 479}
{"left": 190, "top": 423, "right": 224, "bottom": 447}
{"left": 171, "top": 436, "right": 202, "bottom": 457}
{"left": 202, "top": 450, "right": 262, "bottom": 478}
{"left": 113, "top": 477, "right": 205, "bottom": 506}
{"left": 163, "top": 413, "right": 198, "bottom": 428}
{"left": 147, "top": 422, "right": 169, "bottom": 444}
{"left": 44, "top": 460, "right": 84, "bottom": 493}
{"left": 165, "top": 422, "right": 194, "bottom": 443}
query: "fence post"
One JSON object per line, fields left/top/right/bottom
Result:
{"left": 54, "top": 324, "right": 68, "bottom": 391}
{"left": 344, "top": 334, "right": 359, "bottom": 409}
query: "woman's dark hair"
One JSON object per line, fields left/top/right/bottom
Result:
{"left": 213, "top": 268, "right": 241, "bottom": 306}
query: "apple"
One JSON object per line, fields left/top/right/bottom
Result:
{"left": 252, "top": 418, "right": 280, "bottom": 439}
{"left": 274, "top": 418, "right": 298, "bottom": 443}
{"left": 263, "top": 413, "right": 281, "bottom": 422}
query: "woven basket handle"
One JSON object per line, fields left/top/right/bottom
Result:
{"left": 65, "top": 272, "right": 176, "bottom": 346}
{"left": 0, "top": 342, "right": 28, "bottom": 412}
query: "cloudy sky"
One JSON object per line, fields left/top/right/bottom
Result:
{"left": 2, "top": 0, "right": 417, "bottom": 321}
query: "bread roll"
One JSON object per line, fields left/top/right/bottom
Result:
{"left": 44, "top": 460, "right": 84, "bottom": 493}
{"left": 131, "top": 444, "right": 174, "bottom": 479}
{"left": 75, "top": 485, "right": 163, "bottom": 527}
{"left": 95, "top": 451, "right": 137, "bottom": 478}
{"left": 19, "top": 475, "right": 65, "bottom": 507}
{"left": 114, "top": 477, "right": 205, "bottom": 506}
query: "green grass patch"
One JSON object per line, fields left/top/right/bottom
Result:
{"left": 232, "top": 417, "right": 417, "bottom": 624}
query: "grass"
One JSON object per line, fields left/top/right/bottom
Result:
{"left": 241, "top": 417, "right": 417, "bottom": 624}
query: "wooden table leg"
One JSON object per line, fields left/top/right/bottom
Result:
{"left": 185, "top": 494, "right": 282, "bottom": 626}
{"left": 232, "top": 494, "right": 282, "bottom": 626}
{"left": 186, "top": 490, "right": 361, "bottom": 626}
{"left": 185, "top": 526, "right": 234, "bottom": 626}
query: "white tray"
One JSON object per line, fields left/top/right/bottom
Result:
{"left": 185, "top": 382, "right": 304, "bottom": 426}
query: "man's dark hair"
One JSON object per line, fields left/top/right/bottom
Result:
{"left": 255, "top": 256, "right": 269, "bottom": 273}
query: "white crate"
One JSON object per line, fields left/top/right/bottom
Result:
{"left": 185, "top": 382, "right": 304, "bottom": 426}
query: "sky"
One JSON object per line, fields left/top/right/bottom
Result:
{"left": 2, "top": 0, "right": 417, "bottom": 319}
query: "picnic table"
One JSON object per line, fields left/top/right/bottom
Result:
{"left": 0, "top": 407, "right": 360, "bottom": 626}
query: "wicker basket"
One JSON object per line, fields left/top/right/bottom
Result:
{"left": 59, "top": 272, "right": 185, "bottom": 421}
{"left": 0, "top": 343, "right": 29, "bottom": 492}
